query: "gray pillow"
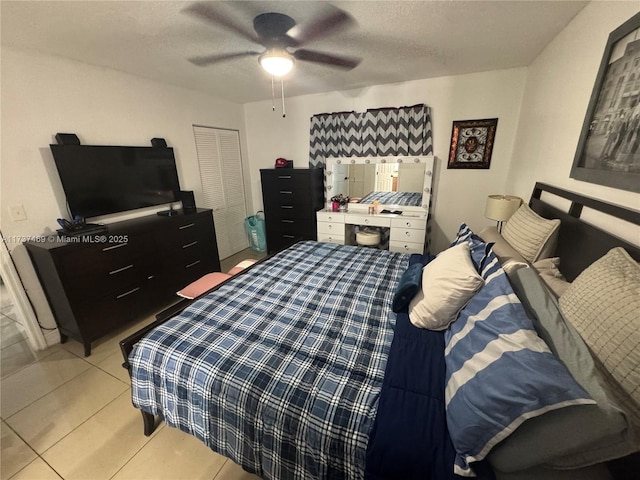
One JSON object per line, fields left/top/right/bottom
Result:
{"left": 488, "top": 267, "right": 638, "bottom": 472}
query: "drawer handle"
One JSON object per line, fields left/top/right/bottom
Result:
{"left": 328, "top": 225, "right": 332, "bottom": 229}
{"left": 406, "top": 222, "right": 412, "bottom": 227}
{"left": 406, "top": 231, "right": 411, "bottom": 237}
{"left": 279, "top": 190, "right": 293, "bottom": 194}
{"left": 102, "top": 243, "right": 126, "bottom": 252}
{"left": 116, "top": 287, "right": 140, "bottom": 299}
{"left": 283, "top": 234, "right": 295, "bottom": 239}
{"left": 281, "top": 205, "right": 294, "bottom": 209}
{"left": 281, "top": 219, "right": 294, "bottom": 224}
{"left": 364, "top": 219, "right": 370, "bottom": 224}
{"left": 185, "top": 260, "right": 201, "bottom": 269}
{"left": 109, "top": 264, "right": 133, "bottom": 275}
{"left": 278, "top": 175, "right": 292, "bottom": 179}
{"left": 182, "top": 241, "right": 198, "bottom": 249}
{"left": 179, "top": 223, "right": 195, "bottom": 230}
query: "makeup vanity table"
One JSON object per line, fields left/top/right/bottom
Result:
{"left": 316, "top": 155, "right": 434, "bottom": 254}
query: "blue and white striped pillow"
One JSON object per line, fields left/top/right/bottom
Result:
{"left": 451, "top": 223, "right": 494, "bottom": 272}
{"left": 444, "top": 228, "right": 594, "bottom": 476}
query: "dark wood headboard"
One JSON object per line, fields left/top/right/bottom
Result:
{"left": 529, "top": 183, "right": 640, "bottom": 282}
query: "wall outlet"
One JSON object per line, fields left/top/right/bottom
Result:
{"left": 9, "top": 205, "right": 27, "bottom": 222}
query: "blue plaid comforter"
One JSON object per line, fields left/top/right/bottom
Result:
{"left": 359, "top": 191, "right": 422, "bottom": 206}
{"left": 130, "top": 241, "right": 409, "bottom": 479}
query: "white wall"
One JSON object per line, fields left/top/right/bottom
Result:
{"left": 244, "top": 68, "right": 527, "bottom": 254}
{"left": 507, "top": 1, "right": 640, "bottom": 243}
{"left": 1, "top": 47, "right": 250, "bottom": 332}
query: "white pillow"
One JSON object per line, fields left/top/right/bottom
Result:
{"left": 501, "top": 204, "right": 560, "bottom": 263}
{"left": 409, "top": 242, "right": 484, "bottom": 330}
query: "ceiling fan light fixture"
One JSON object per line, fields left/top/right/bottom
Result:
{"left": 259, "top": 49, "right": 294, "bottom": 77}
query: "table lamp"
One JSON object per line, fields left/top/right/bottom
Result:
{"left": 485, "top": 195, "right": 522, "bottom": 232}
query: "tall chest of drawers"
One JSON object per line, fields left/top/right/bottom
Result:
{"left": 25, "top": 209, "right": 220, "bottom": 356}
{"left": 260, "top": 168, "right": 324, "bottom": 254}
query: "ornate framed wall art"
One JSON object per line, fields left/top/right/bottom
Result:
{"left": 570, "top": 12, "right": 640, "bottom": 193}
{"left": 447, "top": 118, "right": 498, "bottom": 169}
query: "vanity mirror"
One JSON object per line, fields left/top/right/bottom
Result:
{"left": 325, "top": 156, "right": 434, "bottom": 213}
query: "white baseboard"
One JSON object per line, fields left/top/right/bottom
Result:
{"left": 43, "top": 329, "right": 61, "bottom": 348}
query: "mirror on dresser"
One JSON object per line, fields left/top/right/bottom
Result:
{"left": 325, "top": 156, "right": 434, "bottom": 213}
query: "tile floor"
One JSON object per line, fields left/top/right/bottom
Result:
{"left": 1, "top": 249, "right": 266, "bottom": 480}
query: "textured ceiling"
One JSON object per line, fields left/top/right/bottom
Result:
{"left": 1, "top": 1, "right": 589, "bottom": 104}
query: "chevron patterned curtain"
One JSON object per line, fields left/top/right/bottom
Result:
{"left": 309, "top": 112, "right": 363, "bottom": 168}
{"left": 309, "top": 104, "right": 432, "bottom": 168}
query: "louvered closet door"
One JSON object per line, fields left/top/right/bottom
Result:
{"left": 193, "top": 126, "right": 248, "bottom": 259}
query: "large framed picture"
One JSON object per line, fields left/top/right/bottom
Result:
{"left": 570, "top": 12, "right": 640, "bottom": 193}
{"left": 447, "top": 118, "right": 498, "bottom": 169}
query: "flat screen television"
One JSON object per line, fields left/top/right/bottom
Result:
{"left": 50, "top": 144, "right": 181, "bottom": 219}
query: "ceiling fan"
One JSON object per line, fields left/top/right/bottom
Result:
{"left": 184, "top": 2, "right": 362, "bottom": 77}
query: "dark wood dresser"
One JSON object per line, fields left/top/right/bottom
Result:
{"left": 260, "top": 168, "right": 324, "bottom": 254}
{"left": 25, "top": 209, "right": 220, "bottom": 355}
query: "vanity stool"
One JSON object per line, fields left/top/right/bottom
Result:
{"left": 356, "top": 229, "right": 381, "bottom": 248}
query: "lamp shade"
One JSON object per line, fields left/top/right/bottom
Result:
{"left": 259, "top": 50, "right": 294, "bottom": 77}
{"left": 485, "top": 195, "right": 522, "bottom": 222}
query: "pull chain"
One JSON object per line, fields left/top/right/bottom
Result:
{"left": 281, "top": 77, "right": 286, "bottom": 118}
{"left": 271, "top": 75, "right": 275, "bottom": 112}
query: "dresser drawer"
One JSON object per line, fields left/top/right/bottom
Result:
{"left": 389, "top": 241, "right": 424, "bottom": 254}
{"left": 266, "top": 223, "right": 313, "bottom": 240}
{"left": 166, "top": 237, "right": 216, "bottom": 270}
{"left": 74, "top": 281, "right": 155, "bottom": 340}
{"left": 390, "top": 217, "right": 427, "bottom": 230}
{"left": 264, "top": 203, "right": 314, "bottom": 220}
{"left": 390, "top": 227, "right": 426, "bottom": 243}
{"left": 266, "top": 234, "right": 302, "bottom": 254}
{"left": 261, "top": 170, "right": 312, "bottom": 188}
{"left": 262, "top": 184, "right": 314, "bottom": 200}
{"left": 317, "top": 222, "right": 345, "bottom": 235}
{"left": 317, "top": 233, "right": 345, "bottom": 244}
{"left": 346, "top": 214, "right": 392, "bottom": 228}
{"left": 269, "top": 217, "right": 315, "bottom": 231}
{"left": 166, "top": 217, "right": 213, "bottom": 248}
{"left": 317, "top": 211, "right": 345, "bottom": 223}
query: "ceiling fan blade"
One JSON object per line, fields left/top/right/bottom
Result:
{"left": 183, "top": 2, "right": 261, "bottom": 45}
{"left": 293, "top": 49, "right": 361, "bottom": 70}
{"left": 288, "top": 7, "right": 354, "bottom": 46}
{"left": 188, "top": 51, "right": 261, "bottom": 67}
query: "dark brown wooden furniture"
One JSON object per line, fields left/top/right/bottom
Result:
{"left": 260, "top": 168, "right": 324, "bottom": 254}
{"left": 26, "top": 208, "right": 220, "bottom": 356}
{"left": 530, "top": 182, "right": 640, "bottom": 281}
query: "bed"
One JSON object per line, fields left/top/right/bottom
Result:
{"left": 120, "top": 182, "right": 640, "bottom": 480}
{"left": 358, "top": 190, "right": 423, "bottom": 206}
